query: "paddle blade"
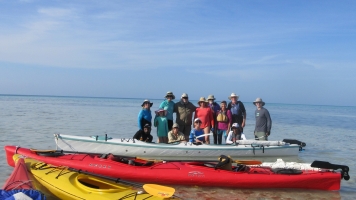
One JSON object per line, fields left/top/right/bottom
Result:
{"left": 30, "top": 148, "right": 57, "bottom": 153}
{"left": 234, "top": 160, "right": 262, "bottom": 165}
{"left": 136, "top": 157, "right": 163, "bottom": 163}
{"left": 143, "top": 184, "right": 175, "bottom": 198}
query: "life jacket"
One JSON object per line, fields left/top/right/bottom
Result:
{"left": 216, "top": 110, "right": 228, "bottom": 122}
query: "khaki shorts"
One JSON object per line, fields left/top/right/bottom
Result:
{"left": 255, "top": 131, "right": 268, "bottom": 141}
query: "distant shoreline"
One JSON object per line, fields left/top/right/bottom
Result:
{"left": 0, "top": 93, "right": 353, "bottom": 108}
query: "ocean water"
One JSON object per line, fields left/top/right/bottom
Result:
{"left": 0, "top": 95, "right": 355, "bottom": 200}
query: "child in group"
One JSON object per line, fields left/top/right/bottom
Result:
{"left": 189, "top": 118, "right": 205, "bottom": 144}
{"left": 154, "top": 109, "right": 169, "bottom": 143}
{"left": 226, "top": 123, "right": 247, "bottom": 144}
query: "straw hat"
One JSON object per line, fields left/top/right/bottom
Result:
{"left": 228, "top": 93, "right": 239, "bottom": 100}
{"left": 141, "top": 99, "right": 153, "bottom": 107}
{"left": 253, "top": 97, "right": 265, "bottom": 106}
{"left": 197, "top": 97, "right": 207, "bottom": 105}
{"left": 165, "top": 91, "right": 175, "bottom": 99}
{"left": 207, "top": 94, "right": 215, "bottom": 100}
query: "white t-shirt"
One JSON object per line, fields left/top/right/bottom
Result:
{"left": 226, "top": 131, "right": 247, "bottom": 144}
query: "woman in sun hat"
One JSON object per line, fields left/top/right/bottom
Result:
{"left": 159, "top": 91, "right": 175, "bottom": 131}
{"left": 253, "top": 97, "right": 272, "bottom": 141}
{"left": 227, "top": 93, "right": 246, "bottom": 131}
{"left": 207, "top": 94, "right": 221, "bottom": 144}
{"left": 137, "top": 99, "right": 153, "bottom": 130}
{"left": 154, "top": 108, "right": 169, "bottom": 143}
{"left": 194, "top": 97, "right": 214, "bottom": 144}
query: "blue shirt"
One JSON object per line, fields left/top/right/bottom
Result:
{"left": 189, "top": 128, "right": 205, "bottom": 143}
{"left": 159, "top": 100, "right": 175, "bottom": 120}
{"left": 138, "top": 109, "right": 152, "bottom": 130}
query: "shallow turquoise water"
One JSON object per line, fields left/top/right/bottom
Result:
{"left": 0, "top": 95, "right": 355, "bottom": 199}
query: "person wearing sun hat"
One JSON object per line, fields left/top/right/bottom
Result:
{"left": 207, "top": 94, "right": 221, "bottom": 144}
{"left": 137, "top": 99, "right": 153, "bottom": 130}
{"left": 174, "top": 93, "right": 196, "bottom": 140}
{"left": 194, "top": 97, "right": 214, "bottom": 144}
{"left": 168, "top": 123, "right": 185, "bottom": 143}
{"left": 154, "top": 108, "right": 169, "bottom": 143}
{"left": 159, "top": 91, "right": 175, "bottom": 131}
{"left": 253, "top": 97, "right": 272, "bottom": 141}
{"left": 227, "top": 93, "right": 246, "bottom": 131}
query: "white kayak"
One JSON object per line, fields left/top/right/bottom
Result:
{"left": 54, "top": 134, "right": 306, "bottom": 159}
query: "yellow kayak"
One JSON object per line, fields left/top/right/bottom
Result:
{"left": 18, "top": 155, "right": 175, "bottom": 200}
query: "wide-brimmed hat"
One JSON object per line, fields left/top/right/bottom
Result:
{"left": 207, "top": 94, "right": 215, "bottom": 100}
{"left": 181, "top": 93, "right": 188, "bottom": 98}
{"left": 253, "top": 97, "right": 265, "bottom": 106}
{"left": 155, "top": 108, "right": 167, "bottom": 115}
{"left": 141, "top": 99, "right": 153, "bottom": 107}
{"left": 165, "top": 91, "right": 175, "bottom": 99}
{"left": 197, "top": 97, "right": 207, "bottom": 104}
{"left": 172, "top": 123, "right": 179, "bottom": 128}
{"left": 228, "top": 93, "right": 239, "bottom": 100}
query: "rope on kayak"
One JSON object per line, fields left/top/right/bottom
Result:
{"left": 251, "top": 144, "right": 265, "bottom": 155}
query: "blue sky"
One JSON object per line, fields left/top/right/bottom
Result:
{"left": 0, "top": 0, "right": 355, "bottom": 106}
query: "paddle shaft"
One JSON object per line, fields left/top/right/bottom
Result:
{"left": 31, "top": 148, "right": 136, "bottom": 159}
{"left": 136, "top": 157, "right": 262, "bottom": 165}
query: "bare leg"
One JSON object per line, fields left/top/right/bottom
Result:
{"left": 204, "top": 127, "right": 210, "bottom": 144}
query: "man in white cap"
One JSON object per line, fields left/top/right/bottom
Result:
{"left": 174, "top": 93, "right": 196, "bottom": 141}
{"left": 227, "top": 93, "right": 246, "bottom": 132}
{"left": 253, "top": 98, "right": 272, "bottom": 141}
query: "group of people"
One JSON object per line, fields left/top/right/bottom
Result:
{"left": 134, "top": 91, "right": 272, "bottom": 145}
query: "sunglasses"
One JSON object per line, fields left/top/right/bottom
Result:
{"left": 166, "top": 96, "right": 173, "bottom": 98}
{"left": 182, "top": 97, "right": 188, "bottom": 99}
{"left": 195, "top": 121, "right": 202, "bottom": 124}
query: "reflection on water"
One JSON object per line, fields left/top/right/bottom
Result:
{"left": 0, "top": 95, "right": 355, "bottom": 200}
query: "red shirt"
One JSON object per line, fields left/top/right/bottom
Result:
{"left": 194, "top": 107, "right": 214, "bottom": 129}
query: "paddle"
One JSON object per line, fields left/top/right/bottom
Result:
{"left": 29, "top": 148, "right": 137, "bottom": 159}
{"left": 143, "top": 184, "right": 175, "bottom": 198}
{"left": 311, "top": 161, "right": 350, "bottom": 180}
{"left": 136, "top": 156, "right": 262, "bottom": 165}
{"left": 69, "top": 168, "right": 176, "bottom": 198}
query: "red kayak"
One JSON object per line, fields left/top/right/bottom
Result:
{"left": 5, "top": 145, "right": 349, "bottom": 191}
{"left": 2, "top": 156, "right": 33, "bottom": 190}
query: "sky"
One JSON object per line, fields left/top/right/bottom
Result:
{"left": 0, "top": 0, "right": 355, "bottom": 106}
